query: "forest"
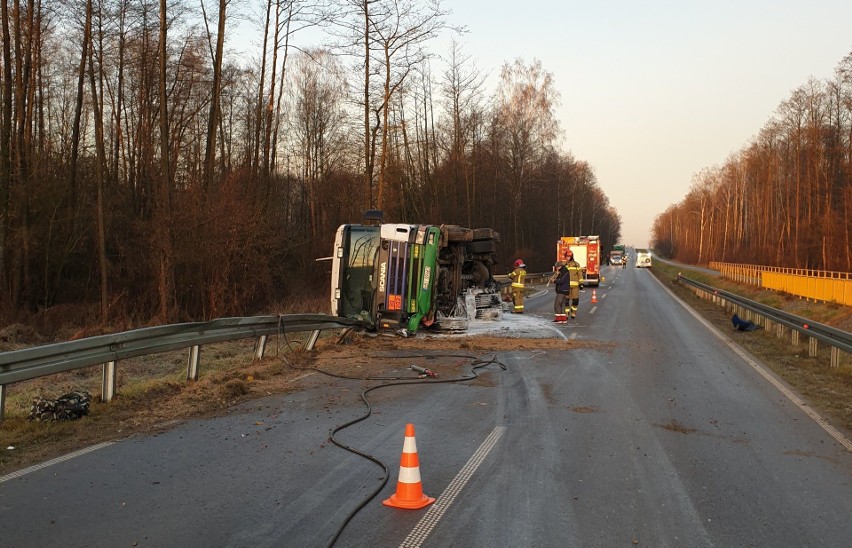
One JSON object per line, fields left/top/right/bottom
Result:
{"left": 652, "top": 52, "right": 852, "bottom": 273}
{"left": 0, "top": 0, "right": 621, "bottom": 325}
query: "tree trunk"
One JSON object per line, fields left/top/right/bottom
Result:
{"left": 202, "top": 0, "right": 226, "bottom": 198}
{"left": 0, "top": 0, "right": 12, "bottom": 307}
{"left": 87, "top": 0, "right": 109, "bottom": 321}
{"left": 253, "top": 0, "right": 270, "bottom": 177}
{"left": 157, "top": 0, "right": 172, "bottom": 321}
{"left": 363, "top": 1, "right": 372, "bottom": 209}
{"left": 377, "top": 45, "right": 391, "bottom": 210}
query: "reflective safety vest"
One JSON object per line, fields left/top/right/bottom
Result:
{"left": 509, "top": 267, "right": 527, "bottom": 288}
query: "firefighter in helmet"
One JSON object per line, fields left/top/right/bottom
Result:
{"left": 509, "top": 259, "right": 527, "bottom": 313}
{"left": 564, "top": 250, "right": 582, "bottom": 318}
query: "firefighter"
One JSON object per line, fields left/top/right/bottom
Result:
{"left": 564, "top": 250, "right": 582, "bottom": 318}
{"left": 551, "top": 261, "right": 569, "bottom": 323}
{"left": 509, "top": 259, "right": 527, "bottom": 314}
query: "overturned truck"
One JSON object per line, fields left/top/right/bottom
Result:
{"left": 330, "top": 212, "right": 503, "bottom": 334}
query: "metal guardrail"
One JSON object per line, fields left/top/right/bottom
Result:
{"left": 676, "top": 275, "right": 852, "bottom": 367}
{"left": 0, "top": 314, "right": 365, "bottom": 420}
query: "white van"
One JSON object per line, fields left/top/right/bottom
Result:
{"left": 635, "top": 249, "right": 652, "bottom": 268}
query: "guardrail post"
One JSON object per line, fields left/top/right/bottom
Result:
{"left": 764, "top": 318, "right": 773, "bottom": 332}
{"left": 776, "top": 324, "right": 785, "bottom": 339}
{"left": 102, "top": 361, "right": 117, "bottom": 402}
{"left": 0, "top": 385, "right": 5, "bottom": 421}
{"left": 254, "top": 335, "right": 268, "bottom": 361}
{"left": 305, "top": 330, "right": 321, "bottom": 351}
{"left": 808, "top": 337, "right": 818, "bottom": 358}
{"left": 830, "top": 347, "right": 840, "bottom": 368}
{"left": 791, "top": 330, "right": 800, "bottom": 347}
{"left": 187, "top": 345, "right": 201, "bottom": 381}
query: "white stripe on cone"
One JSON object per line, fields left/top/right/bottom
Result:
{"left": 403, "top": 435, "right": 417, "bottom": 453}
{"left": 398, "top": 465, "right": 422, "bottom": 484}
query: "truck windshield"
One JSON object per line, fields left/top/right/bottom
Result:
{"left": 339, "top": 226, "right": 381, "bottom": 320}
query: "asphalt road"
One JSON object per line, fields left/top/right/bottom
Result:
{"left": 2, "top": 264, "right": 852, "bottom": 547}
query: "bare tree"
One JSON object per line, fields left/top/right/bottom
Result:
{"left": 200, "top": 0, "right": 227, "bottom": 197}
{"left": 156, "top": 0, "right": 173, "bottom": 320}
{"left": 288, "top": 49, "right": 346, "bottom": 241}
{"left": 0, "top": 0, "right": 12, "bottom": 306}
{"left": 370, "top": 0, "right": 447, "bottom": 211}
{"left": 441, "top": 38, "right": 483, "bottom": 226}
{"left": 87, "top": 0, "right": 109, "bottom": 320}
{"left": 494, "top": 58, "right": 560, "bottom": 251}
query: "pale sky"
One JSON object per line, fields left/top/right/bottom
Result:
{"left": 439, "top": 1, "right": 852, "bottom": 247}
{"left": 231, "top": 1, "right": 852, "bottom": 248}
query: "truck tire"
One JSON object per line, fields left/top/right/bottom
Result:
{"left": 466, "top": 239, "right": 496, "bottom": 254}
{"left": 472, "top": 228, "right": 499, "bottom": 241}
{"left": 443, "top": 225, "right": 473, "bottom": 243}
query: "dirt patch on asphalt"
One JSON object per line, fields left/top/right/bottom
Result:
{"left": 654, "top": 419, "right": 698, "bottom": 435}
{"left": 570, "top": 406, "right": 600, "bottom": 414}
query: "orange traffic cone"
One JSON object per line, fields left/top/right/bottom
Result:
{"left": 383, "top": 423, "right": 436, "bottom": 510}
{"left": 591, "top": 289, "right": 598, "bottom": 303}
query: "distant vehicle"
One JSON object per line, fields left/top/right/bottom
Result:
{"left": 609, "top": 251, "right": 624, "bottom": 267}
{"left": 610, "top": 243, "right": 627, "bottom": 268}
{"left": 635, "top": 249, "right": 652, "bottom": 268}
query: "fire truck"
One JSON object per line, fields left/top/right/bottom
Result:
{"left": 556, "top": 235, "right": 601, "bottom": 287}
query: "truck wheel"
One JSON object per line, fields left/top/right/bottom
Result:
{"left": 466, "top": 239, "right": 496, "bottom": 254}
{"left": 472, "top": 228, "right": 499, "bottom": 241}
{"left": 443, "top": 225, "right": 473, "bottom": 242}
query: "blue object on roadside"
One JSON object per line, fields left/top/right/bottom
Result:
{"left": 732, "top": 314, "right": 758, "bottom": 331}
